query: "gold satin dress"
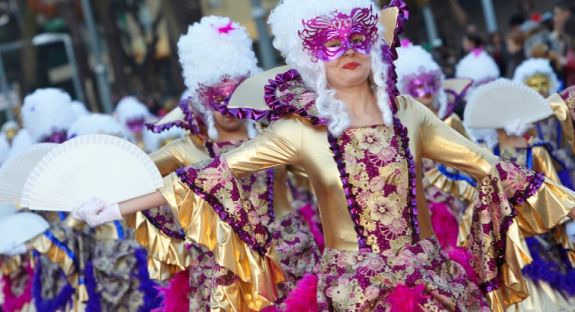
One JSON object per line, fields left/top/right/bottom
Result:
{"left": 127, "top": 134, "right": 320, "bottom": 311}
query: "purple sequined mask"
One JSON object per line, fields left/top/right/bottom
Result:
{"left": 299, "top": 7, "right": 379, "bottom": 62}
{"left": 402, "top": 69, "right": 442, "bottom": 98}
{"left": 197, "top": 75, "right": 247, "bottom": 111}
{"left": 126, "top": 118, "right": 146, "bottom": 132}
{"left": 40, "top": 130, "right": 68, "bottom": 143}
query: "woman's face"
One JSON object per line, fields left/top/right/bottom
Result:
{"left": 213, "top": 111, "right": 246, "bottom": 133}
{"left": 324, "top": 49, "right": 372, "bottom": 89}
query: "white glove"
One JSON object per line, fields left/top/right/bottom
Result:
{"left": 2, "top": 242, "right": 27, "bottom": 256}
{"left": 72, "top": 197, "right": 122, "bottom": 227}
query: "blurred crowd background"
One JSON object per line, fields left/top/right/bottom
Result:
{"left": 0, "top": 0, "right": 572, "bottom": 123}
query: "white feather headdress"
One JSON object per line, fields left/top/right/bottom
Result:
{"left": 177, "top": 16, "right": 260, "bottom": 140}
{"left": 455, "top": 49, "right": 500, "bottom": 94}
{"left": 21, "top": 88, "right": 77, "bottom": 142}
{"left": 512, "top": 58, "right": 560, "bottom": 95}
{"left": 68, "top": 114, "right": 129, "bottom": 140}
{"left": 178, "top": 16, "right": 259, "bottom": 111}
{"left": 268, "top": 0, "right": 392, "bottom": 135}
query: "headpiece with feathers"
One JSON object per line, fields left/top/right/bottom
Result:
{"left": 21, "top": 88, "right": 77, "bottom": 143}
{"left": 178, "top": 16, "right": 260, "bottom": 140}
{"left": 455, "top": 49, "right": 500, "bottom": 95}
{"left": 68, "top": 114, "right": 130, "bottom": 140}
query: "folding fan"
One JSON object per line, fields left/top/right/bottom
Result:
{"left": 0, "top": 143, "right": 57, "bottom": 205}
{"left": 228, "top": 65, "right": 292, "bottom": 111}
{"left": 0, "top": 203, "right": 17, "bottom": 220}
{"left": 21, "top": 134, "right": 163, "bottom": 212}
{"left": 464, "top": 78, "right": 553, "bottom": 129}
{"left": 0, "top": 212, "right": 49, "bottom": 254}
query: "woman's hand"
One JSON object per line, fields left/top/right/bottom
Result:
{"left": 72, "top": 197, "right": 122, "bottom": 227}
{"left": 569, "top": 207, "right": 575, "bottom": 220}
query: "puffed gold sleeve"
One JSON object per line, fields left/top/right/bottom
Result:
{"left": 532, "top": 146, "right": 561, "bottom": 184}
{"left": 150, "top": 136, "right": 206, "bottom": 176}
{"left": 411, "top": 97, "right": 498, "bottom": 180}
{"left": 125, "top": 137, "right": 209, "bottom": 280}
{"left": 158, "top": 172, "right": 285, "bottom": 310}
{"left": 548, "top": 93, "right": 575, "bottom": 155}
{"left": 224, "top": 116, "right": 302, "bottom": 177}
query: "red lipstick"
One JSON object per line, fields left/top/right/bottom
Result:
{"left": 343, "top": 61, "right": 360, "bottom": 70}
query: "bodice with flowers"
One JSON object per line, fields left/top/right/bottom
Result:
{"left": 336, "top": 125, "right": 414, "bottom": 254}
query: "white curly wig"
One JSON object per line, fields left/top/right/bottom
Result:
{"left": 512, "top": 58, "right": 560, "bottom": 95}
{"left": 21, "top": 88, "right": 77, "bottom": 142}
{"left": 178, "top": 16, "right": 260, "bottom": 140}
{"left": 455, "top": 50, "right": 500, "bottom": 95}
{"left": 68, "top": 114, "right": 129, "bottom": 140}
{"left": 395, "top": 43, "right": 448, "bottom": 119}
{"left": 268, "top": 0, "right": 392, "bottom": 136}
{"left": 114, "top": 96, "right": 152, "bottom": 127}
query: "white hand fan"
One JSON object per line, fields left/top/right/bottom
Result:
{"left": 0, "top": 143, "right": 57, "bottom": 205}
{"left": 0, "top": 203, "right": 17, "bottom": 221}
{"left": 464, "top": 78, "right": 553, "bottom": 129}
{"left": 21, "top": 134, "right": 163, "bottom": 211}
{"left": 0, "top": 212, "right": 49, "bottom": 254}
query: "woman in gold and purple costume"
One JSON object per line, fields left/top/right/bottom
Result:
{"left": 125, "top": 16, "right": 321, "bottom": 311}
{"left": 73, "top": 1, "right": 575, "bottom": 311}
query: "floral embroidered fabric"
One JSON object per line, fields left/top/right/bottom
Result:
{"left": 336, "top": 125, "right": 413, "bottom": 254}
{"left": 317, "top": 239, "right": 489, "bottom": 311}
{"left": 467, "top": 160, "right": 544, "bottom": 293}
{"left": 177, "top": 156, "right": 272, "bottom": 256}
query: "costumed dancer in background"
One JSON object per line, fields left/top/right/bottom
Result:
{"left": 125, "top": 16, "right": 321, "bottom": 311}
{"left": 19, "top": 88, "right": 80, "bottom": 312}
{"left": 73, "top": 0, "right": 575, "bottom": 311}
{"left": 455, "top": 46, "right": 502, "bottom": 149}
{"left": 114, "top": 96, "right": 155, "bottom": 152}
{"left": 0, "top": 121, "right": 20, "bottom": 164}
{"left": 464, "top": 78, "right": 575, "bottom": 312}
{"left": 513, "top": 58, "right": 575, "bottom": 189}
{"left": 0, "top": 204, "right": 34, "bottom": 312}
{"left": 65, "top": 113, "right": 161, "bottom": 311}
{"left": 395, "top": 40, "right": 475, "bottom": 251}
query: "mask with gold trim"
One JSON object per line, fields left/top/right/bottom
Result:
{"left": 524, "top": 73, "right": 551, "bottom": 97}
